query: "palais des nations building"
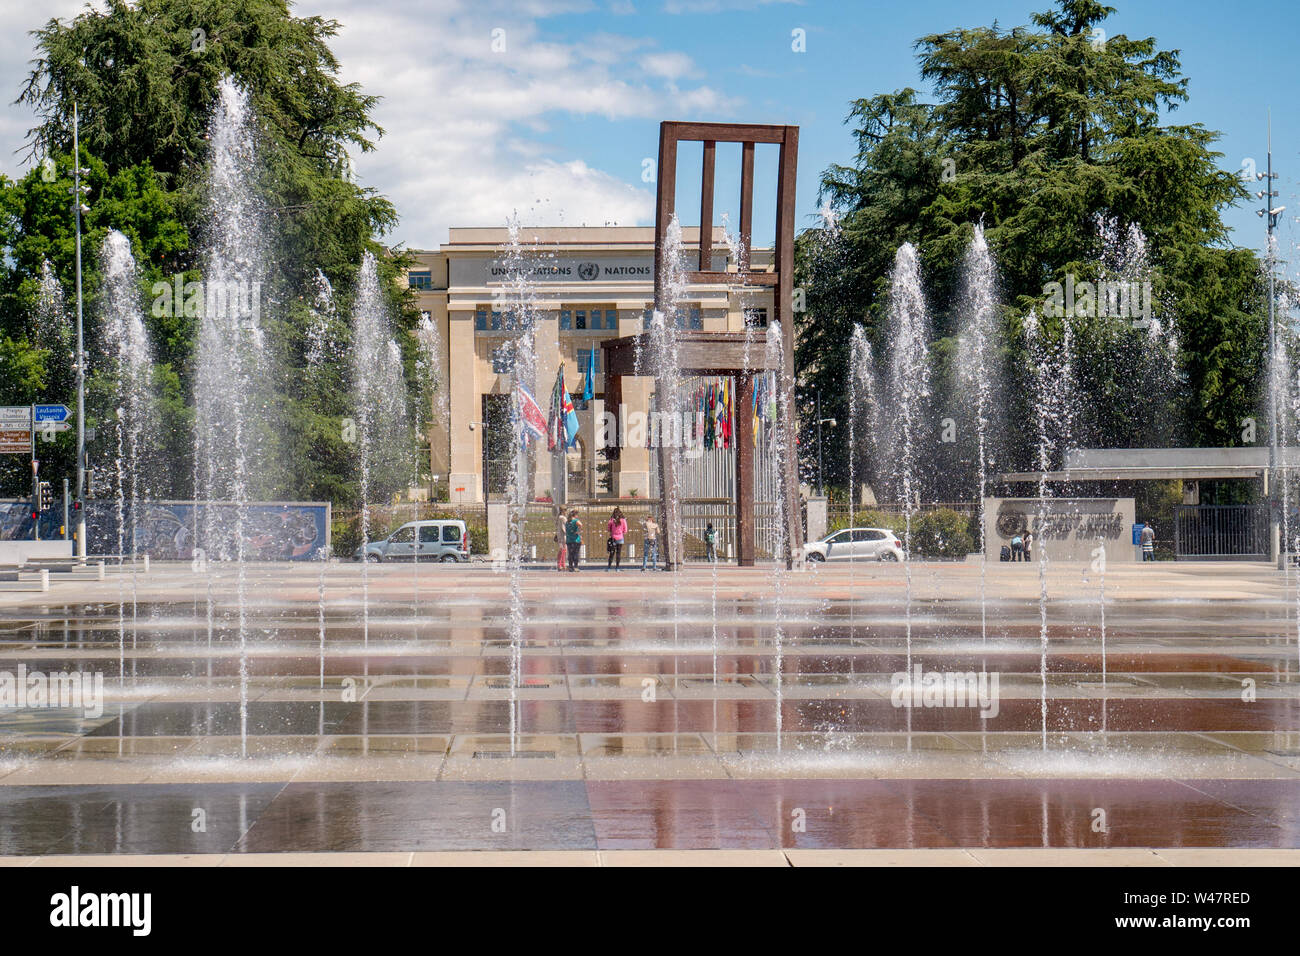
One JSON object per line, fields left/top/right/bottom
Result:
{"left": 407, "top": 226, "right": 775, "bottom": 504}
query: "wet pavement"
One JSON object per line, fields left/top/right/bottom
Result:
{"left": 0, "top": 560, "right": 1297, "bottom": 854}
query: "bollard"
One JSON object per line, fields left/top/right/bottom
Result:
{"left": 40, "top": 569, "right": 49, "bottom": 592}
{"left": 143, "top": 554, "right": 150, "bottom": 573}
{"left": 97, "top": 561, "right": 105, "bottom": 581}
{"left": 530, "top": 544, "right": 537, "bottom": 561}
{"left": 628, "top": 543, "right": 636, "bottom": 560}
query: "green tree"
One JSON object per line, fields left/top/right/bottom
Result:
{"left": 797, "top": 0, "right": 1264, "bottom": 500}
{"left": 2, "top": 0, "right": 421, "bottom": 505}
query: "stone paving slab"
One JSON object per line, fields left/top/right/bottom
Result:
{"left": 0, "top": 847, "right": 1297, "bottom": 865}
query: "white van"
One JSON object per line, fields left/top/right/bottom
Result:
{"left": 355, "top": 520, "right": 470, "bottom": 562}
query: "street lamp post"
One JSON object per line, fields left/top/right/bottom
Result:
{"left": 73, "top": 103, "right": 88, "bottom": 559}
{"left": 814, "top": 389, "right": 836, "bottom": 498}
{"left": 468, "top": 421, "right": 489, "bottom": 508}
{"left": 1258, "top": 120, "right": 1285, "bottom": 568}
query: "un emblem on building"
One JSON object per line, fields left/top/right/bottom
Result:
{"left": 577, "top": 261, "right": 600, "bottom": 281}
{"left": 996, "top": 509, "right": 1028, "bottom": 539}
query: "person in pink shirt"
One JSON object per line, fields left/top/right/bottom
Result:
{"left": 606, "top": 507, "right": 628, "bottom": 571}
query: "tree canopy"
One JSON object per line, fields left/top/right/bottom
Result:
{"left": 1, "top": 0, "right": 418, "bottom": 503}
{"left": 795, "top": 0, "right": 1266, "bottom": 501}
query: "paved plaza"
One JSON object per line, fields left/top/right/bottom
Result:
{"left": 0, "top": 559, "right": 1297, "bottom": 864}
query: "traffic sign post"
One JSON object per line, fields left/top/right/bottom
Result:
{"left": 33, "top": 404, "right": 71, "bottom": 423}
{"left": 0, "top": 406, "right": 31, "bottom": 454}
{"left": 31, "top": 417, "right": 39, "bottom": 541}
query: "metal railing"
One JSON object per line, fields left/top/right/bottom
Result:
{"left": 1174, "top": 504, "right": 1268, "bottom": 559}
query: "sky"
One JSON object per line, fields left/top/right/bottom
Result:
{"left": 0, "top": 0, "right": 1295, "bottom": 255}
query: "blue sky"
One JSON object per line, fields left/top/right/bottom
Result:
{"left": 517, "top": 0, "right": 1296, "bottom": 253}
{"left": 1, "top": 0, "right": 1293, "bottom": 255}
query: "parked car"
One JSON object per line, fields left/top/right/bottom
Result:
{"left": 355, "top": 520, "right": 470, "bottom": 562}
{"left": 804, "top": 527, "right": 904, "bottom": 562}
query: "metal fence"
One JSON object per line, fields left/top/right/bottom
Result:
{"left": 1174, "top": 504, "right": 1268, "bottom": 559}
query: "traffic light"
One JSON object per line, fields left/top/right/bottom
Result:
{"left": 37, "top": 481, "right": 52, "bottom": 513}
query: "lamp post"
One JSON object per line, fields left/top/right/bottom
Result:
{"left": 1257, "top": 119, "right": 1285, "bottom": 568}
{"left": 814, "top": 389, "right": 836, "bottom": 498}
{"left": 72, "top": 102, "right": 88, "bottom": 559}
{"left": 468, "top": 421, "right": 489, "bottom": 508}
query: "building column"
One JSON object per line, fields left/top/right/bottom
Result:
{"left": 447, "top": 309, "right": 480, "bottom": 503}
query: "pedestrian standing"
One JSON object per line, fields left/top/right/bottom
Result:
{"left": 642, "top": 514, "right": 660, "bottom": 571}
{"left": 566, "top": 509, "right": 583, "bottom": 571}
{"left": 1023, "top": 530, "right": 1034, "bottom": 562}
{"left": 1011, "top": 533, "right": 1024, "bottom": 562}
{"left": 553, "top": 504, "right": 567, "bottom": 572}
{"left": 607, "top": 507, "right": 627, "bottom": 570}
{"left": 1140, "top": 522, "right": 1155, "bottom": 562}
{"left": 704, "top": 522, "right": 718, "bottom": 563}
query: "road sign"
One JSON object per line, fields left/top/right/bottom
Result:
{"left": 0, "top": 428, "right": 31, "bottom": 454}
{"left": 36, "top": 421, "right": 71, "bottom": 436}
{"left": 0, "top": 406, "right": 31, "bottom": 426}
{"left": 33, "top": 404, "right": 71, "bottom": 423}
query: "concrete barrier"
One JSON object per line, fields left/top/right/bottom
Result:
{"left": 0, "top": 541, "right": 73, "bottom": 564}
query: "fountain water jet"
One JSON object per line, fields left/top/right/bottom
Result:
{"left": 100, "top": 230, "right": 155, "bottom": 747}
{"left": 880, "top": 243, "right": 933, "bottom": 748}
{"left": 194, "top": 77, "right": 274, "bottom": 757}
{"left": 956, "top": 225, "right": 1002, "bottom": 648}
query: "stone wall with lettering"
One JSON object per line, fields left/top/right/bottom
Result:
{"left": 983, "top": 497, "right": 1136, "bottom": 563}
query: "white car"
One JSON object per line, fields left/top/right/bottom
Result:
{"left": 804, "top": 527, "right": 904, "bottom": 562}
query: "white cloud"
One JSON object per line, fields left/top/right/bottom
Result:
{"left": 0, "top": 0, "right": 741, "bottom": 248}
{"left": 660, "top": 0, "right": 803, "bottom": 13}
{"left": 637, "top": 51, "right": 701, "bottom": 81}
{"left": 0, "top": 0, "right": 86, "bottom": 179}
{"left": 315, "top": 0, "right": 739, "bottom": 245}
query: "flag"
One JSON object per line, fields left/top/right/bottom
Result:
{"left": 515, "top": 383, "right": 547, "bottom": 447}
{"left": 562, "top": 386, "right": 579, "bottom": 448}
{"left": 696, "top": 386, "right": 705, "bottom": 443}
{"left": 722, "top": 379, "right": 732, "bottom": 449}
{"left": 548, "top": 365, "right": 565, "bottom": 451}
{"left": 582, "top": 356, "right": 594, "bottom": 402}
{"left": 713, "top": 380, "right": 726, "bottom": 449}
{"left": 704, "top": 384, "right": 715, "bottom": 449}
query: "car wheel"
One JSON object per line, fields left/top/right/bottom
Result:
{"left": 440, "top": 554, "right": 457, "bottom": 563}
{"left": 807, "top": 552, "right": 825, "bottom": 562}
{"left": 881, "top": 552, "right": 899, "bottom": 562}
{"left": 365, "top": 554, "right": 382, "bottom": 563}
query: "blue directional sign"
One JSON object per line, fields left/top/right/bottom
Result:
{"left": 33, "top": 404, "right": 71, "bottom": 423}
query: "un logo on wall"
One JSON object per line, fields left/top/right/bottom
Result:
{"left": 577, "top": 262, "right": 600, "bottom": 281}
{"left": 996, "top": 509, "right": 1028, "bottom": 539}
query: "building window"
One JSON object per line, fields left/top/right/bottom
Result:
{"left": 491, "top": 344, "right": 515, "bottom": 373}
{"left": 408, "top": 271, "right": 432, "bottom": 290}
{"left": 560, "top": 309, "right": 571, "bottom": 330}
{"left": 673, "top": 307, "right": 702, "bottom": 329}
{"left": 640, "top": 307, "right": 700, "bottom": 329}
{"left": 574, "top": 309, "right": 587, "bottom": 331}
{"left": 475, "top": 309, "right": 487, "bottom": 330}
{"left": 744, "top": 307, "right": 768, "bottom": 328}
{"left": 577, "top": 348, "right": 602, "bottom": 375}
